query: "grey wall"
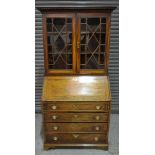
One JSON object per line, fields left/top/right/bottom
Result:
{"left": 35, "top": 0, "right": 119, "bottom": 113}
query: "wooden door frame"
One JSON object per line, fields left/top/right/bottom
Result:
{"left": 76, "top": 13, "right": 111, "bottom": 75}
{"left": 42, "top": 11, "right": 111, "bottom": 75}
{"left": 42, "top": 13, "right": 76, "bottom": 75}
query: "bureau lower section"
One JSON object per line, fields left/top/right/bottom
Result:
{"left": 42, "top": 101, "right": 111, "bottom": 150}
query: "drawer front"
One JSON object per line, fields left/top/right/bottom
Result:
{"left": 44, "top": 112, "right": 109, "bottom": 122}
{"left": 45, "top": 123, "right": 108, "bottom": 133}
{"left": 45, "top": 133, "right": 107, "bottom": 144}
{"left": 43, "top": 102, "right": 110, "bottom": 112}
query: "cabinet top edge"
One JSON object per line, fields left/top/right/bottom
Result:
{"left": 36, "top": 1, "right": 117, "bottom": 12}
{"left": 36, "top": 0, "right": 118, "bottom": 10}
{"left": 36, "top": 7, "right": 116, "bottom": 12}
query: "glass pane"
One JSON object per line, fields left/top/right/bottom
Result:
{"left": 101, "top": 33, "right": 106, "bottom": 43}
{"left": 81, "top": 18, "right": 86, "bottom": 23}
{"left": 101, "top": 17, "right": 106, "bottom": 23}
{"left": 100, "top": 45, "right": 105, "bottom": 54}
{"left": 53, "top": 18, "right": 65, "bottom": 31}
{"left": 67, "top": 18, "right": 72, "bottom": 23}
{"left": 81, "top": 24, "right": 86, "bottom": 33}
{"left": 100, "top": 54, "right": 104, "bottom": 64}
{"left": 87, "top": 18, "right": 100, "bottom": 32}
{"left": 81, "top": 34, "right": 87, "bottom": 44}
{"left": 80, "top": 54, "right": 85, "bottom": 64}
{"left": 46, "top": 17, "right": 73, "bottom": 70}
{"left": 47, "top": 18, "right": 52, "bottom": 32}
{"left": 101, "top": 24, "right": 106, "bottom": 32}
{"left": 67, "top": 54, "right": 72, "bottom": 64}
{"left": 67, "top": 45, "right": 72, "bottom": 54}
{"left": 67, "top": 24, "right": 72, "bottom": 32}
{"left": 80, "top": 17, "right": 106, "bottom": 70}
{"left": 67, "top": 33, "right": 72, "bottom": 44}
{"left": 48, "top": 45, "right": 52, "bottom": 53}
{"left": 80, "top": 45, "right": 85, "bottom": 53}
{"left": 88, "top": 36, "right": 98, "bottom": 52}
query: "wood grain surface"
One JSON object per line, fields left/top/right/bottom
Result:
{"left": 45, "top": 133, "right": 107, "bottom": 144}
{"left": 43, "top": 101, "right": 110, "bottom": 112}
{"left": 45, "top": 122, "right": 108, "bottom": 133}
{"left": 44, "top": 112, "right": 109, "bottom": 122}
{"left": 42, "top": 76, "right": 111, "bottom": 101}
{"left": 40, "top": 7, "right": 115, "bottom": 150}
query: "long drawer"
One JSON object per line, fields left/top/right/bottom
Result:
{"left": 45, "top": 123, "right": 108, "bottom": 133}
{"left": 44, "top": 112, "right": 109, "bottom": 122}
{"left": 43, "top": 102, "right": 110, "bottom": 112}
{"left": 45, "top": 133, "right": 107, "bottom": 144}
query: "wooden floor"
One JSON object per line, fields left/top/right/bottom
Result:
{"left": 35, "top": 114, "right": 119, "bottom": 155}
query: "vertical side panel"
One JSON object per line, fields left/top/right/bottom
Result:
{"left": 105, "top": 15, "right": 111, "bottom": 74}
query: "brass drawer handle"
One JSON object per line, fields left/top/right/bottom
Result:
{"left": 73, "top": 134, "right": 79, "bottom": 138}
{"left": 95, "top": 126, "right": 100, "bottom": 131}
{"left": 53, "top": 126, "right": 58, "bottom": 131}
{"left": 53, "top": 136, "right": 58, "bottom": 141}
{"left": 94, "top": 137, "right": 99, "bottom": 141}
{"left": 95, "top": 116, "right": 100, "bottom": 120}
{"left": 52, "top": 115, "right": 57, "bottom": 120}
{"left": 51, "top": 105, "right": 57, "bottom": 110}
{"left": 96, "top": 105, "right": 101, "bottom": 110}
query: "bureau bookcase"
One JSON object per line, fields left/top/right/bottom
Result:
{"left": 38, "top": 6, "right": 115, "bottom": 150}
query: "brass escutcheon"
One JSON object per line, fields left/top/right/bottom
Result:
{"left": 53, "top": 126, "right": 58, "bottom": 130}
{"left": 52, "top": 115, "right": 57, "bottom": 120}
{"left": 73, "top": 134, "right": 79, "bottom": 138}
{"left": 95, "top": 116, "right": 100, "bottom": 120}
{"left": 52, "top": 105, "right": 57, "bottom": 110}
{"left": 95, "top": 126, "right": 100, "bottom": 131}
{"left": 96, "top": 105, "right": 101, "bottom": 110}
{"left": 94, "top": 137, "right": 99, "bottom": 141}
{"left": 53, "top": 136, "right": 58, "bottom": 141}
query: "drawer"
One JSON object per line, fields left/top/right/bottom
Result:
{"left": 45, "top": 133, "right": 107, "bottom": 144}
{"left": 43, "top": 102, "right": 110, "bottom": 112}
{"left": 45, "top": 123, "right": 108, "bottom": 133}
{"left": 44, "top": 112, "right": 109, "bottom": 122}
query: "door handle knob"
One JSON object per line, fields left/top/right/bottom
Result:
{"left": 77, "top": 42, "right": 80, "bottom": 49}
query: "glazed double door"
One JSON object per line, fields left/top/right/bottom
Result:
{"left": 44, "top": 13, "right": 111, "bottom": 74}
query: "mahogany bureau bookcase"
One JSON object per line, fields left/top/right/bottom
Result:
{"left": 37, "top": 3, "right": 116, "bottom": 150}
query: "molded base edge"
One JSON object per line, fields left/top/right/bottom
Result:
{"left": 44, "top": 143, "right": 108, "bottom": 150}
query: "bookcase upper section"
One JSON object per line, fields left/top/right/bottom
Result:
{"left": 37, "top": 4, "right": 116, "bottom": 75}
